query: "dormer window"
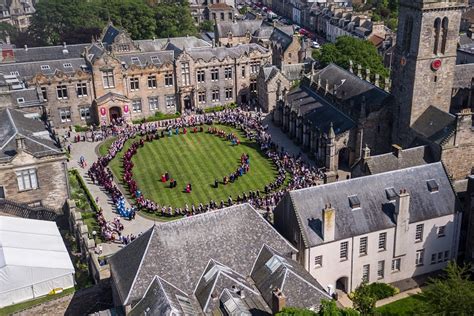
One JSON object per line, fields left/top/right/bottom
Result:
{"left": 151, "top": 56, "right": 160, "bottom": 64}
{"left": 427, "top": 179, "right": 439, "bottom": 193}
{"left": 385, "top": 187, "right": 397, "bottom": 201}
{"left": 131, "top": 57, "right": 140, "bottom": 65}
{"left": 10, "top": 71, "right": 19, "bottom": 76}
{"left": 17, "top": 97, "right": 25, "bottom": 104}
{"left": 40, "top": 65, "right": 50, "bottom": 70}
{"left": 63, "top": 63, "right": 73, "bottom": 69}
{"left": 348, "top": 195, "right": 360, "bottom": 209}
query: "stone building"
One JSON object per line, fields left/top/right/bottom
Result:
{"left": 273, "top": 63, "right": 392, "bottom": 180}
{"left": 108, "top": 204, "right": 331, "bottom": 315}
{"left": 0, "top": 0, "right": 36, "bottom": 32}
{"left": 390, "top": 0, "right": 473, "bottom": 182}
{"left": 214, "top": 20, "right": 263, "bottom": 46}
{"left": 0, "top": 23, "right": 272, "bottom": 127}
{"left": 206, "top": 2, "right": 235, "bottom": 23}
{"left": 273, "top": 162, "right": 462, "bottom": 293}
{"left": 0, "top": 108, "right": 68, "bottom": 212}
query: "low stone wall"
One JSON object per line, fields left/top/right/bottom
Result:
{"left": 66, "top": 199, "right": 110, "bottom": 284}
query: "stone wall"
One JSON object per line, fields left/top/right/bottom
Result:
{"left": 0, "top": 152, "right": 68, "bottom": 212}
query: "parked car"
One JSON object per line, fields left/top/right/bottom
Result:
{"left": 311, "top": 41, "right": 321, "bottom": 49}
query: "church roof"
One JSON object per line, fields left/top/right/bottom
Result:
{"left": 0, "top": 108, "right": 62, "bottom": 162}
{"left": 281, "top": 162, "right": 458, "bottom": 248}
{"left": 108, "top": 204, "right": 297, "bottom": 306}
{"left": 286, "top": 84, "right": 356, "bottom": 135}
{"left": 313, "top": 63, "right": 390, "bottom": 111}
{"left": 411, "top": 106, "right": 456, "bottom": 144}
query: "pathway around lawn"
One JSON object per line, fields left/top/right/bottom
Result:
{"left": 336, "top": 287, "right": 422, "bottom": 309}
{"left": 66, "top": 133, "right": 153, "bottom": 255}
{"left": 62, "top": 112, "right": 315, "bottom": 255}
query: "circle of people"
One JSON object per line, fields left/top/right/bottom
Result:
{"left": 87, "top": 109, "right": 326, "bottom": 221}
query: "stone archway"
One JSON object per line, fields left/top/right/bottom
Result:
{"left": 183, "top": 95, "right": 193, "bottom": 111}
{"left": 109, "top": 106, "right": 122, "bottom": 122}
{"left": 336, "top": 276, "right": 349, "bottom": 293}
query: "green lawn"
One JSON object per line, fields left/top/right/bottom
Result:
{"left": 99, "top": 125, "right": 280, "bottom": 211}
{"left": 376, "top": 295, "right": 425, "bottom": 315}
{"left": 0, "top": 287, "right": 75, "bottom": 316}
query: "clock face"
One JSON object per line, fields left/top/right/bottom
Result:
{"left": 431, "top": 59, "right": 442, "bottom": 71}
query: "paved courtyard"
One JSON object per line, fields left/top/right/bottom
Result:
{"left": 64, "top": 113, "right": 312, "bottom": 255}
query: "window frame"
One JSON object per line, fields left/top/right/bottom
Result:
{"left": 130, "top": 77, "right": 140, "bottom": 91}
{"left": 148, "top": 96, "right": 159, "bottom": 111}
{"left": 415, "top": 224, "right": 424, "bottom": 242}
{"left": 415, "top": 249, "right": 425, "bottom": 266}
{"left": 56, "top": 85, "right": 68, "bottom": 100}
{"left": 147, "top": 75, "right": 157, "bottom": 89}
{"left": 314, "top": 255, "right": 322, "bottom": 268}
{"left": 340, "top": 241, "right": 348, "bottom": 261}
{"left": 391, "top": 258, "right": 401, "bottom": 272}
{"left": 102, "top": 70, "right": 115, "bottom": 89}
{"left": 16, "top": 168, "right": 38, "bottom": 191}
{"left": 59, "top": 107, "right": 71, "bottom": 123}
{"left": 132, "top": 99, "right": 142, "bottom": 113}
{"left": 359, "top": 236, "right": 368, "bottom": 256}
{"left": 378, "top": 232, "right": 387, "bottom": 251}
{"left": 76, "top": 82, "right": 88, "bottom": 97}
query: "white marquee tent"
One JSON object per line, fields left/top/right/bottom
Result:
{"left": 0, "top": 216, "right": 75, "bottom": 307}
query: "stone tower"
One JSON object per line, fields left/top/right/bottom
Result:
{"left": 391, "top": 0, "right": 467, "bottom": 145}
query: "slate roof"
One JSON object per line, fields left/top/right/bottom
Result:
{"left": 262, "top": 65, "right": 279, "bottom": 82}
{"left": 284, "top": 162, "right": 459, "bottom": 247}
{"left": 185, "top": 43, "right": 268, "bottom": 62}
{"left": 251, "top": 245, "right": 331, "bottom": 310}
{"left": 0, "top": 108, "right": 62, "bottom": 161}
{"left": 0, "top": 58, "right": 88, "bottom": 79}
{"left": 453, "top": 63, "right": 474, "bottom": 89}
{"left": 281, "top": 63, "right": 306, "bottom": 81}
{"left": 269, "top": 27, "right": 293, "bottom": 51}
{"left": 216, "top": 20, "right": 263, "bottom": 37}
{"left": 137, "top": 36, "right": 212, "bottom": 52}
{"left": 313, "top": 63, "right": 390, "bottom": 111}
{"left": 102, "top": 24, "right": 121, "bottom": 45}
{"left": 3, "top": 44, "right": 89, "bottom": 64}
{"left": 286, "top": 84, "right": 356, "bottom": 135}
{"left": 194, "top": 259, "right": 268, "bottom": 314}
{"left": 117, "top": 51, "right": 174, "bottom": 68}
{"left": 108, "top": 204, "right": 297, "bottom": 306}
{"left": 129, "top": 276, "right": 201, "bottom": 316}
{"left": 411, "top": 106, "right": 456, "bottom": 144}
{"left": 365, "top": 145, "right": 435, "bottom": 175}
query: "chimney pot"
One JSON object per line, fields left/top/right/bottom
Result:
{"left": 15, "top": 135, "right": 25, "bottom": 151}
{"left": 24, "top": 44, "right": 28, "bottom": 51}
{"left": 392, "top": 144, "right": 402, "bottom": 158}
{"left": 322, "top": 205, "right": 335, "bottom": 242}
{"left": 272, "top": 288, "right": 286, "bottom": 314}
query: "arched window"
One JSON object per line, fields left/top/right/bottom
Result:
{"left": 402, "top": 16, "right": 413, "bottom": 53}
{"left": 441, "top": 17, "right": 449, "bottom": 54}
{"left": 433, "top": 18, "right": 441, "bottom": 54}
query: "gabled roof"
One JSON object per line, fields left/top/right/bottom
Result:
{"left": 95, "top": 92, "right": 130, "bottom": 105}
{"left": 0, "top": 58, "right": 89, "bottom": 79}
{"left": 251, "top": 245, "right": 331, "bottom": 310}
{"left": 269, "top": 27, "right": 294, "bottom": 51}
{"left": 129, "top": 276, "right": 201, "bottom": 316}
{"left": 194, "top": 259, "right": 264, "bottom": 314}
{"left": 216, "top": 20, "right": 263, "bottom": 38}
{"left": 282, "top": 162, "right": 459, "bottom": 248}
{"left": 313, "top": 63, "right": 390, "bottom": 111}
{"left": 102, "top": 23, "right": 122, "bottom": 45}
{"left": 108, "top": 204, "right": 297, "bottom": 306}
{"left": 286, "top": 84, "right": 356, "bottom": 135}
{"left": 0, "top": 108, "right": 62, "bottom": 162}
{"left": 411, "top": 106, "right": 456, "bottom": 144}
{"left": 365, "top": 145, "right": 435, "bottom": 175}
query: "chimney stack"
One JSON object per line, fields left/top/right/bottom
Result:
{"left": 394, "top": 189, "right": 410, "bottom": 257}
{"left": 325, "top": 79, "right": 329, "bottom": 94}
{"left": 392, "top": 144, "right": 402, "bottom": 158}
{"left": 384, "top": 77, "right": 390, "bottom": 92}
{"left": 272, "top": 288, "right": 286, "bottom": 314}
{"left": 322, "top": 203, "right": 336, "bottom": 242}
{"left": 15, "top": 135, "right": 25, "bottom": 151}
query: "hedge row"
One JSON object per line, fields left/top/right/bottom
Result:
{"left": 70, "top": 169, "right": 100, "bottom": 213}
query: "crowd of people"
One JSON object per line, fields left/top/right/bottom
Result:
{"left": 86, "top": 109, "right": 326, "bottom": 221}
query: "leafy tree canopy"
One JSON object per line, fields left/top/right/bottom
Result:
{"left": 354, "top": 0, "right": 399, "bottom": 31}
{"left": 418, "top": 261, "right": 474, "bottom": 315}
{"left": 313, "top": 36, "right": 389, "bottom": 80}
{"left": 27, "top": 0, "right": 196, "bottom": 46}
{"left": 275, "top": 300, "right": 359, "bottom": 316}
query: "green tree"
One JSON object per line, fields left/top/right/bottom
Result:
{"left": 200, "top": 20, "right": 214, "bottom": 32}
{"left": 319, "top": 300, "right": 359, "bottom": 316}
{"left": 99, "top": 0, "right": 156, "bottom": 40}
{"left": 313, "top": 36, "right": 389, "bottom": 80}
{"left": 29, "top": 0, "right": 103, "bottom": 45}
{"left": 350, "top": 281, "right": 377, "bottom": 315}
{"left": 418, "top": 261, "right": 474, "bottom": 315}
{"left": 154, "top": 0, "right": 197, "bottom": 38}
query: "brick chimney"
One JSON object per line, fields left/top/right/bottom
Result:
{"left": 392, "top": 144, "right": 402, "bottom": 158}
{"left": 15, "top": 135, "right": 25, "bottom": 152}
{"left": 272, "top": 288, "right": 286, "bottom": 314}
{"left": 322, "top": 203, "right": 336, "bottom": 242}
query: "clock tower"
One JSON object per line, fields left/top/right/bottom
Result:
{"left": 391, "top": 0, "right": 467, "bottom": 145}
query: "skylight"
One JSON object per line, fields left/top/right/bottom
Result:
{"left": 265, "top": 254, "right": 292, "bottom": 273}
{"left": 348, "top": 195, "right": 360, "bottom": 209}
{"left": 40, "top": 65, "right": 50, "bottom": 70}
{"left": 63, "top": 63, "right": 73, "bottom": 68}
{"left": 385, "top": 187, "right": 397, "bottom": 201}
{"left": 131, "top": 56, "right": 141, "bottom": 65}
{"left": 427, "top": 179, "right": 439, "bottom": 193}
